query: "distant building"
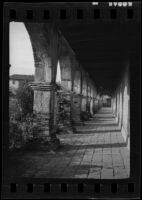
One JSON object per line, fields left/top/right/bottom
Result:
{"left": 9, "top": 74, "right": 34, "bottom": 93}
{"left": 102, "top": 94, "right": 111, "bottom": 107}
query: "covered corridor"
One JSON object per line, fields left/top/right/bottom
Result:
{"left": 7, "top": 3, "right": 140, "bottom": 180}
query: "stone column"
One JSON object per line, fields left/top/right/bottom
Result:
{"left": 90, "top": 84, "right": 94, "bottom": 115}
{"left": 116, "top": 90, "right": 120, "bottom": 123}
{"left": 119, "top": 85, "right": 123, "bottom": 129}
{"left": 111, "top": 97, "right": 114, "bottom": 112}
{"left": 58, "top": 56, "right": 73, "bottom": 128}
{"left": 72, "top": 68, "right": 82, "bottom": 123}
{"left": 111, "top": 96, "right": 114, "bottom": 114}
{"left": 81, "top": 95, "right": 87, "bottom": 112}
{"left": 29, "top": 82, "right": 57, "bottom": 137}
{"left": 93, "top": 87, "right": 97, "bottom": 114}
{"left": 81, "top": 71, "right": 87, "bottom": 112}
{"left": 26, "top": 23, "right": 60, "bottom": 148}
{"left": 86, "top": 77, "right": 91, "bottom": 116}
{"left": 115, "top": 94, "right": 117, "bottom": 117}
{"left": 46, "top": 25, "right": 60, "bottom": 146}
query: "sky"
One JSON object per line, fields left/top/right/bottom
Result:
{"left": 9, "top": 22, "right": 35, "bottom": 75}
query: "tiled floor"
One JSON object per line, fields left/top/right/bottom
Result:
{"left": 8, "top": 107, "right": 130, "bottom": 179}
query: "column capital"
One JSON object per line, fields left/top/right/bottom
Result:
{"left": 29, "top": 82, "right": 59, "bottom": 91}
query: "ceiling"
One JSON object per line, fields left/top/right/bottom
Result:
{"left": 59, "top": 21, "right": 140, "bottom": 94}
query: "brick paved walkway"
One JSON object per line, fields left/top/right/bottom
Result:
{"left": 9, "top": 107, "right": 130, "bottom": 179}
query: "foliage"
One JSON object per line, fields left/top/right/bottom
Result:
{"left": 55, "top": 91, "right": 73, "bottom": 134}
{"left": 80, "top": 111, "right": 90, "bottom": 121}
{"left": 9, "top": 82, "right": 49, "bottom": 150}
{"left": 9, "top": 87, "right": 16, "bottom": 98}
{"left": 9, "top": 119, "right": 23, "bottom": 149}
{"left": 9, "top": 114, "right": 43, "bottom": 150}
{"left": 57, "top": 92, "right": 71, "bottom": 125}
{"left": 16, "top": 81, "right": 34, "bottom": 117}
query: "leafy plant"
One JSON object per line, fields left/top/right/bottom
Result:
{"left": 16, "top": 82, "right": 34, "bottom": 117}
{"left": 55, "top": 91, "right": 73, "bottom": 134}
{"left": 9, "top": 113, "right": 43, "bottom": 150}
{"left": 57, "top": 92, "right": 71, "bottom": 124}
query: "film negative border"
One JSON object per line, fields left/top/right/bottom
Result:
{"left": 2, "top": 2, "right": 141, "bottom": 199}
{"left": 4, "top": 2, "right": 140, "bottom": 23}
{"left": 2, "top": 181, "right": 139, "bottom": 199}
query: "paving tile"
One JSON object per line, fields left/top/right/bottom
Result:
{"left": 101, "top": 168, "right": 114, "bottom": 179}
{"left": 88, "top": 172, "right": 101, "bottom": 179}
{"left": 75, "top": 174, "right": 88, "bottom": 178}
{"left": 9, "top": 108, "right": 130, "bottom": 179}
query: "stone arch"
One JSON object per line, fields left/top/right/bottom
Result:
{"left": 119, "top": 86, "right": 123, "bottom": 128}
{"left": 25, "top": 23, "right": 53, "bottom": 83}
{"left": 81, "top": 71, "right": 88, "bottom": 112}
{"left": 86, "top": 79, "right": 92, "bottom": 113}
{"left": 71, "top": 63, "right": 82, "bottom": 122}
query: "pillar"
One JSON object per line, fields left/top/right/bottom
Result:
{"left": 116, "top": 90, "right": 120, "bottom": 123}
{"left": 86, "top": 77, "right": 91, "bottom": 115}
{"left": 115, "top": 94, "right": 117, "bottom": 117}
{"left": 90, "top": 84, "right": 94, "bottom": 115}
{"left": 58, "top": 56, "right": 72, "bottom": 126}
{"left": 119, "top": 85, "right": 123, "bottom": 129}
{"left": 26, "top": 23, "right": 60, "bottom": 147}
{"left": 93, "top": 87, "right": 97, "bottom": 114}
{"left": 72, "top": 67, "right": 82, "bottom": 123}
{"left": 81, "top": 71, "right": 87, "bottom": 112}
{"left": 121, "top": 66, "right": 130, "bottom": 149}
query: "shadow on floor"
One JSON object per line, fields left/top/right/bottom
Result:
{"left": 58, "top": 142, "right": 127, "bottom": 151}
{"left": 76, "top": 129, "right": 121, "bottom": 133}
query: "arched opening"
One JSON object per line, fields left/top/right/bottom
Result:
{"left": 9, "top": 22, "right": 35, "bottom": 113}
{"left": 9, "top": 22, "right": 35, "bottom": 99}
{"left": 101, "top": 94, "right": 111, "bottom": 107}
{"left": 9, "top": 22, "right": 35, "bottom": 76}
{"left": 56, "top": 60, "right": 62, "bottom": 84}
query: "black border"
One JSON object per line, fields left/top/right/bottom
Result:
{"left": 2, "top": 2, "right": 141, "bottom": 199}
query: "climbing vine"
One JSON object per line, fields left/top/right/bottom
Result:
{"left": 56, "top": 90, "right": 73, "bottom": 134}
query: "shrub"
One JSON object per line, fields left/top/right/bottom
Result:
{"left": 57, "top": 92, "right": 71, "bottom": 125}
{"left": 9, "top": 114, "right": 43, "bottom": 150}
{"left": 9, "top": 119, "right": 23, "bottom": 149}
{"left": 16, "top": 82, "right": 34, "bottom": 117}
